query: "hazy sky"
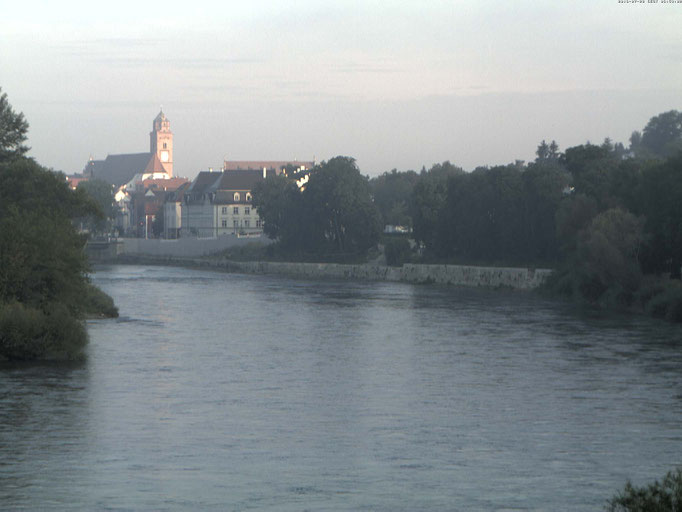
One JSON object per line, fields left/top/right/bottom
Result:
{"left": 1, "top": 0, "right": 681, "bottom": 178}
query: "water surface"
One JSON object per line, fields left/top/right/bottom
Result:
{"left": 1, "top": 264, "right": 681, "bottom": 510}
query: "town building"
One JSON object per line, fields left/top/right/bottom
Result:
{"left": 180, "top": 161, "right": 315, "bottom": 238}
{"left": 84, "top": 109, "right": 174, "bottom": 186}
{"left": 81, "top": 109, "right": 316, "bottom": 239}
{"left": 83, "top": 110, "right": 189, "bottom": 236}
{"left": 181, "top": 169, "right": 271, "bottom": 238}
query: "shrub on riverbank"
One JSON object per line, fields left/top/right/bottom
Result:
{"left": 606, "top": 468, "right": 682, "bottom": 511}
{"left": 0, "top": 302, "right": 87, "bottom": 360}
{"left": 80, "top": 282, "right": 119, "bottom": 319}
{"left": 384, "top": 237, "right": 413, "bottom": 266}
{"left": 643, "top": 280, "right": 682, "bottom": 322}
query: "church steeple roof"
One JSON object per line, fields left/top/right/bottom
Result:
{"left": 154, "top": 109, "right": 165, "bottom": 122}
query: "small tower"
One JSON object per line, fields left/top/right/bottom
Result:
{"left": 150, "top": 108, "right": 173, "bottom": 176}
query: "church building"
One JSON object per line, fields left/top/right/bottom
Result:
{"left": 83, "top": 109, "right": 174, "bottom": 186}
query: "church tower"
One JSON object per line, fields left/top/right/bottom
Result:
{"left": 150, "top": 109, "right": 173, "bottom": 176}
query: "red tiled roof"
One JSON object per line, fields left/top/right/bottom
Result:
{"left": 144, "top": 153, "right": 168, "bottom": 174}
{"left": 66, "top": 176, "right": 88, "bottom": 189}
{"left": 141, "top": 177, "right": 189, "bottom": 191}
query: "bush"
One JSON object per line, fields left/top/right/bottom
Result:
{"left": 607, "top": 468, "right": 682, "bottom": 512}
{"left": 80, "top": 282, "right": 118, "bottom": 318}
{"left": 384, "top": 237, "right": 412, "bottom": 266}
{"left": 645, "top": 282, "right": 682, "bottom": 322}
{"left": 0, "top": 302, "right": 87, "bottom": 360}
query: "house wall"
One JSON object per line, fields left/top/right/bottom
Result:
{"left": 164, "top": 202, "right": 182, "bottom": 239}
{"left": 215, "top": 203, "right": 262, "bottom": 235}
{"left": 181, "top": 201, "right": 215, "bottom": 237}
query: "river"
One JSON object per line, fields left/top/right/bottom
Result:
{"left": 1, "top": 264, "right": 681, "bottom": 511}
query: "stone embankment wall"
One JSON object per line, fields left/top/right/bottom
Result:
{"left": 119, "top": 255, "right": 552, "bottom": 290}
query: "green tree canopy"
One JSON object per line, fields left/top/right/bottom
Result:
{"left": 77, "top": 178, "right": 116, "bottom": 233}
{"left": 304, "top": 156, "right": 381, "bottom": 255}
{"left": 0, "top": 87, "right": 29, "bottom": 163}
{"left": 252, "top": 173, "right": 304, "bottom": 248}
{"left": 410, "top": 161, "right": 464, "bottom": 251}
{"left": 640, "top": 110, "right": 682, "bottom": 159}
{"left": 253, "top": 157, "right": 381, "bottom": 258}
{"left": 369, "top": 168, "right": 419, "bottom": 227}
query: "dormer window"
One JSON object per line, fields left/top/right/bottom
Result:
{"left": 246, "top": 193, "right": 252, "bottom": 202}
{"left": 234, "top": 192, "right": 240, "bottom": 201}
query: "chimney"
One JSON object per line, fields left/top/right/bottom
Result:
{"left": 263, "top": 167, "right": 267, "bottom": 179}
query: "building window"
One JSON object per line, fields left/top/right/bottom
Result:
{"left": 234, "top": 192, "right": 240, "bottom": 201}
{"left": 233, "top": 206, "right": 239, "bottom": 215}
{"left": 221, "top": 206, "right": 227, "bottom": 214}
{"left": 246, "top": 193, "right": 252, "bottom": 202}
{"left": 163, "top": 142, "right": 167, "bottom": 149}
{"left": 244, "top": 219, "right": 250, "bottom": 228}
{"left": 256, "top": 219, "right": 262, "bottom": 228}
{"left": 233, "top": 220, "right": 239, "bottom": 228}
{"left": 244, "top": 207, "right": 250, "bottom": 215}
{"left": 221, "top": 220, "right": 227, "bottom": 228}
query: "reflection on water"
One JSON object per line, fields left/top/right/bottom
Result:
{"left": 1, "top": 264, "right": 681, "bottom": 511}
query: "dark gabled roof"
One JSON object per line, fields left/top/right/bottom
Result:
{"left": 207, "top": 169, "right": 276, "bottom": 194}
{"left": 92, "top": 152, "right": 154, "bottom": 187}
{"left": 223, "top": 160, "right": 315, "bottom": 172}
{"left": 83, "top": 159, "right": 105, "bottom": 177}
{"left": 187, "top": 171, "right": 222, "bottom": 195}
{"left": 167, "top": 181, "right": 191, "bottom": 202}
{"left": 214, "top": 190, "right": 255, "bottom": 205}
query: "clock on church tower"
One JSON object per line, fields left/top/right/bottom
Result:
{"left": 150, "top": 109, "right": 173, "bottom": 176}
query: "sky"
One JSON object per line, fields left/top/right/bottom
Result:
{"left": 1, "top": 0, "right": 681, "bottom": 179}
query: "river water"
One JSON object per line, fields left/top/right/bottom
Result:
{"left": 1, "top": 264, "right": 681, "bottom": 511}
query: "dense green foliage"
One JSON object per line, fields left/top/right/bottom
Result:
{"left": 0, "top": 87, "right": 29, "bottom": 163}
{"left": 381, "top": 111, "right": 682, "bottom": 319}
{"left": 0, "top": 91, "right": 117, "bottom": 360}
{"left": 369, "top": 168, "right": 418, "bottom": 227}
{"left": 250, "top": 109, "right": 682, "bottom": 320}
{"left": 77, "top": 178, "right": 116, "bottom": 233}
{"left": 253, "top": 156, "right": 381, "bottom": 259}
{"left": 384, "top": 237, "right": 413, "bottom": 267}
{"left": 606, "top": 469, "right": 682, "bottom": 512}
{"left": 637, "top": 110, "right": 682, "bottom": 159}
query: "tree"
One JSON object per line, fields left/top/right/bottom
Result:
{"left": 304, "top": 156, "right": 381, "bottom": 255}
{"left": 439, "top": 165, "right": 528, "bottom": 263}
{"left": 77, "top": 178, "right": 116, "bottom": 233}
{"left": 253, "top": 157, "right": 381, "bottom": 258}
{"left": 640, "top": 110, "right": 682, "bottom": 159}
{"left": 0, "top": 158, "right": 98, "bottom": 315}
{"left": 410, "top": 161, "right": 464, "bottom": 253}
{"left": 252, "top": 173, "right": 304, "bottom": 247}
{"left": 0, "top": 91, "right": 116, "bottom": 359}
{"left": 521, "top": 160, "right": 571, "bottom": 263}
{"left": 550, "top": 208, "right": 644, "bottom": 306}
{"left": 0, "top": 88, "right": 29, "bottom": 163}
{"left": 607, "top": 468, "right": 682, "bottom": 512}
{"left": 637, "top": 153, "right": 682, "bottom": 277}
{"left": 535, "top": 139, "right": 560, "bottom": 163}
{"left": 555, "top": 193, "right": 599, "bottom": 254}
{"left": 369, "top": 169, "right": 419, "bottom": 227}
{"left": 561, "top": 143, "right": 622, "bottom": 210}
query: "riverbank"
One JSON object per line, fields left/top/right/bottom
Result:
{"left": 113, "top": 254, "right": 552, "bottom": 290}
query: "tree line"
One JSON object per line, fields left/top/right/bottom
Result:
{"left": 253, "top": 110, "right": 682, "bottom": 318}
